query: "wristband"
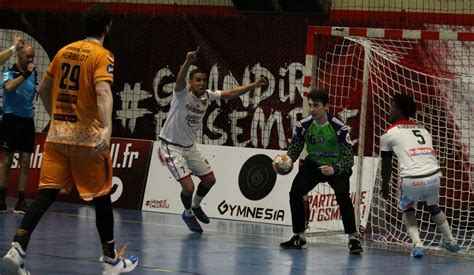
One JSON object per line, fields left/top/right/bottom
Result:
{"left": 9, "top": 45, "right": 16, "bottom": 54}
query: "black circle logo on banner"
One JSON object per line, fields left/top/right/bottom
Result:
{"left": 238, "top": 154, "right": 277, "bottom": 201}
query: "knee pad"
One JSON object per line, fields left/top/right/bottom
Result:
{"left": 428, "top": 205, "right": 442, "bottom": 216}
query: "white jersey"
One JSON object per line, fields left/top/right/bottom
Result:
{"left": 159, "top": 87, "right": 221, "bottom": 147}
{"left": 380, "top": 120, "right": 440, "bottom": 177}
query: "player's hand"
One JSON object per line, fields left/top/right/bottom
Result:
{"left": 185, "top": 46, "right": 200, "bottom": 63}
{"left": 319, "top": 165, "right": 334, "bottom": 176}
{"left": 254, "top": 77, "right": 268, "bottom": 87}
{"left": 12, "top": 33, "right": 24, "bottom": 50}
{"left": 92, "top": 128, "right": 111, "bottom": 155}
{"left": 21, "top": 63, "right": 35, "bottom": 79}
{"left": 27, "top": 63, "right": 35, "bottom": 73}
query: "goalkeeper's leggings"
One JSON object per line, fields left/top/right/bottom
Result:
{"left": 289, "top": 158, "right": 356, "bottom": 234}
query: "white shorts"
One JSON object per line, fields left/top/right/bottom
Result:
{"left": 158, "top": 141, "right": 213, "bottom": 181}
{"left": 398, "top": 172, "right": 441, "bottom": 211}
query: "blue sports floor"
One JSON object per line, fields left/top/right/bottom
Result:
{"left": 1, "top": 198, "right": 473, "bottom": 275}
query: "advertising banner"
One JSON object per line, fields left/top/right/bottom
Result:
{"left": 142, "top": 142, "right": 378, "bottom": 226}
{"left": 142, "top": 142, "right": 296, "bottom": 225}
{"left": 2, "top": 133, "right": 153, "bottom": 210}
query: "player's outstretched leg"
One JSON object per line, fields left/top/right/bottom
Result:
{"left": 428, "top": 205, "right": 461, "bottom": 253}
{"left": 94, "top": 196, "right": 139, "bottom": 274}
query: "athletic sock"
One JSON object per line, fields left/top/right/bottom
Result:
{"left": 348, "top": 233, "right": 358, "bottom": 241}
{"left": 403, "top": 211, "right": 422, "bottom": 245}
{"left": 101, "top": 240, "right": 116, "bottom": 259}
{"left": 192, "top": 183, "right": 211, "bottom": 208}
{"left": 296, "top": 233, "right": 306, "bottom": 242}
{"left": 432, "top": 211, "right": 454, "bottom": 242}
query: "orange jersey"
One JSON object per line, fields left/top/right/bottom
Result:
{"left": 44, "top": 40, "right": 114, "bottom": 147}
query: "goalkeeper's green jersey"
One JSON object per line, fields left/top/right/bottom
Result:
{"left": 287, "top": 113, "right": 354, "bottom": 175}
{"left": 304, "top": 122, "right": 339, "bottom": 165}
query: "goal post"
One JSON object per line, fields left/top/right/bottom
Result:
{"left": 303, "top": 26, "right": 473, "bottom": 255}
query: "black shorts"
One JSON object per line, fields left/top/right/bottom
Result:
{"left": 0, "top": 113, "right": 35, "bottom": 153}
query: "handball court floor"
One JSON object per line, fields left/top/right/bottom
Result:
{"left": 0, "top": 198, "right": 473, "bottom": 275}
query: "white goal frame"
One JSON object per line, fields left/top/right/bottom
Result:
{"left": 302, "top": 26, "right": 474, "bottom": 255}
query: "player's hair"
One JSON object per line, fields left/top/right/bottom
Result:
{"left": 82, "top": 5, "right": 112, "bottom": 38}
{"left": 189, "top": 68, "right": 207, "bottom": 80}
{"left": 393, "top": 94, "right": 417, "bottom": 118}
{"left": 307, "top": 88, "right": 329, "bottom": 105}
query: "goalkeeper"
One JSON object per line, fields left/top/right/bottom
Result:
{"left": 380, "top": 94, "right": 460, "bottom": 258}
{"left": 279, "top": 89, "right": 362, "bottom": 254}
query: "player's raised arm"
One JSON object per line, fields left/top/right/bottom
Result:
{"left": 220, "top": 77, "right": 268, "bottom": 99}
{"left": 175, "top": 46, "right": 200, "bottom": 92}
{"left": 0, "top": 34, "right": 23, "bottom": 65}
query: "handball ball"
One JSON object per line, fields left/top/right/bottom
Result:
{"left": 272, "top": 154, "right": 293, "bottom": 175}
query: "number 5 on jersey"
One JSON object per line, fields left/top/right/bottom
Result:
{"left": 411, "top": 130, "right": 426, "bottom": 144}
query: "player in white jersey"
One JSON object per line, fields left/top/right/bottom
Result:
{"left": 158, "top": 47, "right": 268, "bottom": 233}
{"left": 380, "top": 94, "right": 460, "bottom": 258}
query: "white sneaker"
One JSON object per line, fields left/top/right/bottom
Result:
{"left": 100, "top": 255, "right": 138, "bottom": 274}
{"left": 3, "top": 242, "right": 30, "bottom": 275}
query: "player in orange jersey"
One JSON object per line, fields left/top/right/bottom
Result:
{"left": 2, "top": 6, "right": 138, "bottom": 275}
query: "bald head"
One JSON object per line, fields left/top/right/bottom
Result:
{"left": 19, "top": 44, "right": 34, "bottom": 55}
{"left": 17, "top": 44, "right": 35, "bottom": 70}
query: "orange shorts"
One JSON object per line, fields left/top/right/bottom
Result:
{"left": 39, "top": 142, "right": 113, "bottom": 199}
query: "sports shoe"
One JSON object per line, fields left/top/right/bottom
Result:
{"left": 14, "top": 201, "right": 28, "bottom": 215}
{"left": 181, "top": 211, "right": 203, "bottom": 233}
{"left": 192, "top": 206, "right": 210, "bottom": 224}
{"left": 440, "top": 239, "right": 461, "bottom": 253}
{"left": 3, "top": 242, "right": 30, "bottom": 275}
{"left": 348, "top": 239, "right": 363, "bottom": 254}
{"left": 100, "top": 244, "right": 138, "bottom": 275}
{"left": 0, "top": 200, "right": 7, "bottom": 213}
{"left": 411, "top": 243, "right": 424, "bottom": 258}
{"left": 101, "top": 256, "right": 138, "bottom": 275}
{"left": 280, "top": 235, "right": 306, "bottom": 249}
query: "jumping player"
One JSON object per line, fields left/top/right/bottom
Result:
{"left": 158, "top": 46, "right": 268, "bottom": 233}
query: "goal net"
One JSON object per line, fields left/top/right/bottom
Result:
{"left": 304, "top": 26, "right": 473, "bottom": 255}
